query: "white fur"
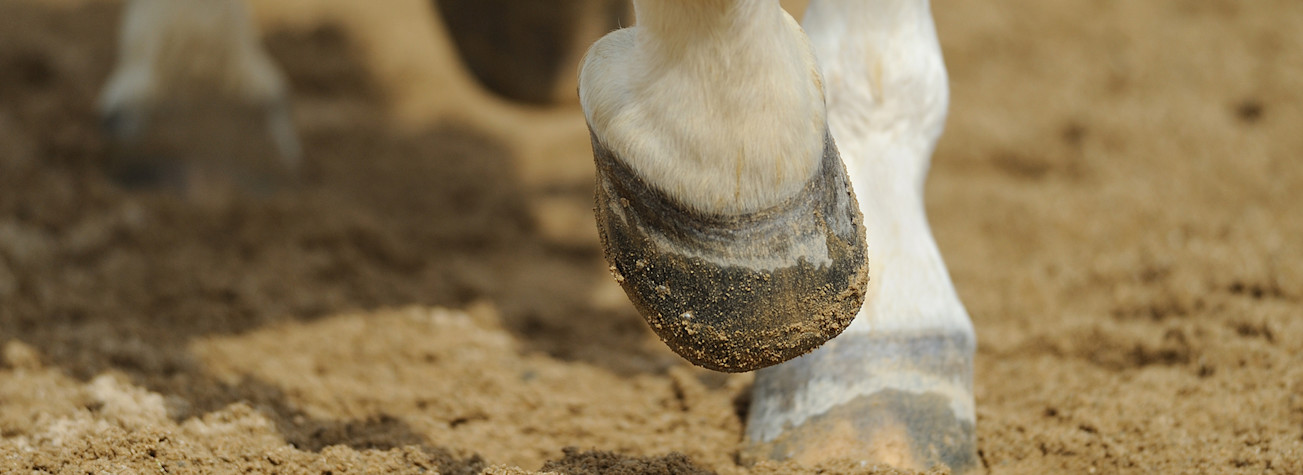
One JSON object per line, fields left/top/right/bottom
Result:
{"left": 804, "top": 0, "right": 972, "bottom": 337}
{"left": 579, "top": 0, "right": 827, "bottom": 216}
{"left": 98, "top": 0, "right": 975, "bottom": 463}
{"left": 100, "top": 0, "right": 297, "bottom": 162}
{"left": 101, "top": 0, "right": 287, "bottom": 108}
{"left": 746, "top": 0, "right": 977, "bottom": 443}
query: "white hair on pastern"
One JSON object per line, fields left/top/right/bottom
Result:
{"left": 580, "top": 0, "right": 828, "bottom": 216}
{"left": 100, "top": 0, "right": 287, "bottom": 113}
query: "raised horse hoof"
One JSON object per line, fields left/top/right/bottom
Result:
{"left": 744, "top": 330, "right": 978, "bottom": 473}
{"left": 591, "top": 129, "right": 869, "bottom": 373}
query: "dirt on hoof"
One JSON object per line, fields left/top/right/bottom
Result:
{"left": 1, "top": 0, "right": 1301, "bottom": 474}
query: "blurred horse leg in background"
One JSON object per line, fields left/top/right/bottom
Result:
{"left": 100, "top": 0, "right": 627, "bottom": 201}
{"left": 99, "top": 0, "right": 299, "bottom": 199}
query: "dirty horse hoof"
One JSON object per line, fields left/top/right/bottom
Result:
{"left": 591, "top": 130, "right": 869, "bottom": 373}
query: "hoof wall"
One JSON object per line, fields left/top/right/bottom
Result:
{"left": 101, "top": 101, "right": 299, "bottom": 198}
{"left": 591, "top": 129, "right": 868, "bottom": 372}
{"left": 747, "top": 389, "right": 977, "bottom": 472}
{"left": 745, "top": 330, "right": 977, "bottom": 473}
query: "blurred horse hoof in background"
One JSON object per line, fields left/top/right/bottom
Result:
{"left": 98, "top": 0, "right": 300, "bottom": 201}
{"left": 98, "top": 0, "right": 626, "bottom": 204}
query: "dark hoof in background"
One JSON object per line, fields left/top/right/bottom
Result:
{"left": 592, "top": 130, "right": 869, "bottom": 373}
{"left": 99, "top": 101, "right": 300, "bottom": 198}
{"left": 437, "top": 0, "right": 628, "bottom": 105}
{"left": 100, "top": 107, "right": 145, "bottom": 142}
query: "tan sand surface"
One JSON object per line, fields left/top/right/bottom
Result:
{"left": 1, "top": 0, "right": 1299, "bottom": 473}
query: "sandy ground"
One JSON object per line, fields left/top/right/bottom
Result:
{"left": 2, "top": 0, "right": 1301, "bottom": 473}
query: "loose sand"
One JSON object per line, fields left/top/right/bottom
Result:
{"left": 1, "top": 0, "right": 1300, "bottom": 473}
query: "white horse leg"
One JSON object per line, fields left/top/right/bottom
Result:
{"left": 580, "top": 1, "right": 870, "bottom": 372}
{"left": 746, "top": 0, "right": 977, "bottom": 471}
{"left": 100, "top": 0, "right": 299, "bottom": 193}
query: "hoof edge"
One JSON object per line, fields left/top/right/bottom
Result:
{"left": 591, "top": 128, "right": 869, "bottom": 373}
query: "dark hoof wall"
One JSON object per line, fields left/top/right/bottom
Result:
{"left": 747, "top": 388, "right": 978, "bottom": 472}
{"left": 100, "top": 108, "right": 144, "bottom": 141}
{"left": 591, "top": 129, "right": 868, "bottom": 372}
{"left": 745, "top": 330, "right": 977, "bottom": 472}
{"left": 99, "top": 101, "right": 299, "bottom": 198}
{"left": 107, "top": 158, "right": 188, "bottom": 191}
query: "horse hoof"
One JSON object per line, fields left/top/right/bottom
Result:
{"left": 100, "top": 99, "right": 300, "bottom": 198}
{"left": 745, "top": 329, "right": 978, "bottom": 472}
{"left": 591, "top": 128, "right": 869, "bottom": 373}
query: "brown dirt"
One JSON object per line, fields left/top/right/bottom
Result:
{"left": 1, "top": 0, "right": 1300, "bottom": 474}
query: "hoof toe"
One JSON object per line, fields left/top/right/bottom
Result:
{"left": 591, "top": 129, "right": 868, "bottom": 372}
